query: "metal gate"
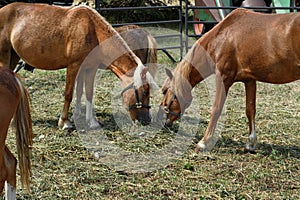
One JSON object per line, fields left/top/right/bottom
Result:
{"left": 1, "top": 0, "right": 299, "bottom": 61}
{"left": 93, "top": 0, "right": 299, "bottom": 60}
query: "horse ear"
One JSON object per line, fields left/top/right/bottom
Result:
{"left": 165, "top": 68, "right": 173, "bottom": 80}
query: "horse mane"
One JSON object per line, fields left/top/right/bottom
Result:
{"left": 172, "top": 48, "right": 195, "bottom": 108}
{"left": 171, "top": 40, "right": 213, "bottom": 108}
{"left": 81, "top": 6, "right": 142, "bottom": 66}
{"left": 146, "top": 33, "right": 158, "bottom": 77}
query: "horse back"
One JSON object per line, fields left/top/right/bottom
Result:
{"left": 0, "top": 3, "right": 99, "bottom": 69}
{"left": 115, "top": 25, "right": 158, "bottom": 76}
{"left": 201, "top": 8, "right": 300, "bottom": 83}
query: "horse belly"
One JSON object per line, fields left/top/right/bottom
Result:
{"left": 235, "top": 40, "right": 300, "bottom": 84}
{"left": 253, "top": 64, "right": 300, "bottom": 84}
{"left": 10, "top": 26, "right": 68, "bottom": 69}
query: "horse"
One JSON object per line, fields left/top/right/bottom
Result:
{"left": 74, "top": 24, "right": 157, "bottom": 126}
{"left": 0, "top": 3, "right": 157, "bottom": 130}
{"left": 14, "top": 24, "right": 158, "bottom": 127}
{"left": 115, "top": 25, "right": 157, "bottom": 77}
{"left": 159, "top": 8, "right": 300, "bottom": 153}
{"left": 0, "top": 67, "right": 33, "bottom": 199}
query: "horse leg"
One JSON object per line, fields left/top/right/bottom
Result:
{"left": 10, "top": 51, "right": 20, "bottom": 71}
{"left": 85, "top": 67, "right": 101, "bottom": 128}
{"left": 244, "top": 81, "right": 257, "bottom": 153}
{"left": 0, "top": 39, "right": 10, "bottom": 68}
{"left": 0, "top": 146, "right": 5, "bottom": 194}
{"left": 0, "top": 43, "right": 19, "bottom": 71}
{"left": 58, "top": 65, "right": 79, "bottom": 130}
{"left": 73, "top": 67, "right": 85, "bottom": 120}
{"left": 4, "top": 146, "right": 16, "bottom": 200}
{"left": 195, "top": 70, "right": 231, "bottom": 152}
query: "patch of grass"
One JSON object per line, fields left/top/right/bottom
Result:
{"left": 2, "top": 49, "right": 300, "bottom": 199}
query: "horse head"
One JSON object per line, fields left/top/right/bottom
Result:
{"left": 121, "top": 64, "right": 158, "bottom": 125}
{"left": 158, "top": 68, "right": 183, "bottom": 127}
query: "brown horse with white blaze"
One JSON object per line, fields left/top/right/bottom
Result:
{"left": 159, "top": 8, "right": 300, "bottom": 153}
{"left": 0, "top": 68, "right": 33, "bottom": 199}
{"left": 0, "top": 3, "right": 157, "bottom": 129}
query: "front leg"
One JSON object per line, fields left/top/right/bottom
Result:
{"left": 196, "top": 70, "right": 231, "bottom": 152}
{"left": 85, "top": 67, "right": 101, "bottom": 129}
{"left": 73, "top": 67, "right": 85, "bottom": 119}
{"left": 244, "top": 80, "right": 257, "bottom": 153}
{"left": 4, "top": 146, "right": 17, "bottom": 200}
{"left": 5, "top": 181, "right": 16, "bottom": 200}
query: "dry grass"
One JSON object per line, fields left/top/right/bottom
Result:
{"left": 2, "top": 49, "right": 300, "bottom": 199}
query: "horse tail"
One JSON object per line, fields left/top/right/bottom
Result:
{"left": 13, "top": 74, "right": 33, "bottom": 192}
{"left": 146, "top": 34, "right": 158, "bottom": 77}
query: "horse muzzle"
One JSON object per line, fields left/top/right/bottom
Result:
{"left": 137, "top": 114, "right": 151, "bottom": 126}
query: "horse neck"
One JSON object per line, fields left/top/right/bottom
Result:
{"left": 173, "top": 41, "right": 214, "bottom": 100}
{"left": 89, "top": 9, "right": 141, "bottom": 76}
{"left": 108, "top": 53, "right": 147, "bottom": 91}
{"left": 108, "top": 60, "right": 137, "bottom": 83}
{"left": 111, "top": 52, "right": 142, "bottom": 78}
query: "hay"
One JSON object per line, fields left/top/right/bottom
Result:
{"left": 3, "top": 51, "right": 299, "bottom": 199}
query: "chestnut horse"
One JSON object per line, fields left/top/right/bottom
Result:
{"left": 159, "top": 8, "right": 300, "bottom": 153}
{"left": 0, "top": 3, "right": 157, "bottom": 129}
{"left": 115, "top": 25, "right": 157, "bottom": 76}
{"left": 75, "top": 25, "right": 157, "bottom": 126}
{"left": 0, "top": 68, "right": 33, "bottom": 199}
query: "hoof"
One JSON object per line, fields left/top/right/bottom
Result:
{"left": 195, "top": 143, "right": 207, "bottom": 153}
{"left": 88, "top": 118, "right": 103, "bottom": 129}
{"left": 245, "top": 143, "right": 257, "bottom": 154}
{"left": 62, "top": 121, "right": 74, "bottom": 131}
{"left": 58, "top": 118, "right": 74, "bottom": 130}
{"left": 244, "top": 145, "right": 257, "bottom": 154}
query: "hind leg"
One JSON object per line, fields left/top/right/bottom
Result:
{"left": 244, "top": 81, "right": 257, "bottom": 153}
{"left": 0, "top": 41, "right": 19, "bottom": 70}
{"left": 9, "top": 51, "right": 20, "bottom": 71}
{"left": 58, "top": 64, "right": 80, "bottom": 130}
{"left": 0, "top": 148, "right": 6, "bottom": 194}
{"left": 4, "top": 146, "right": 17, "bottom": 200}
{"left": 0, "top": 40, "right": 11, "bottom": 68}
